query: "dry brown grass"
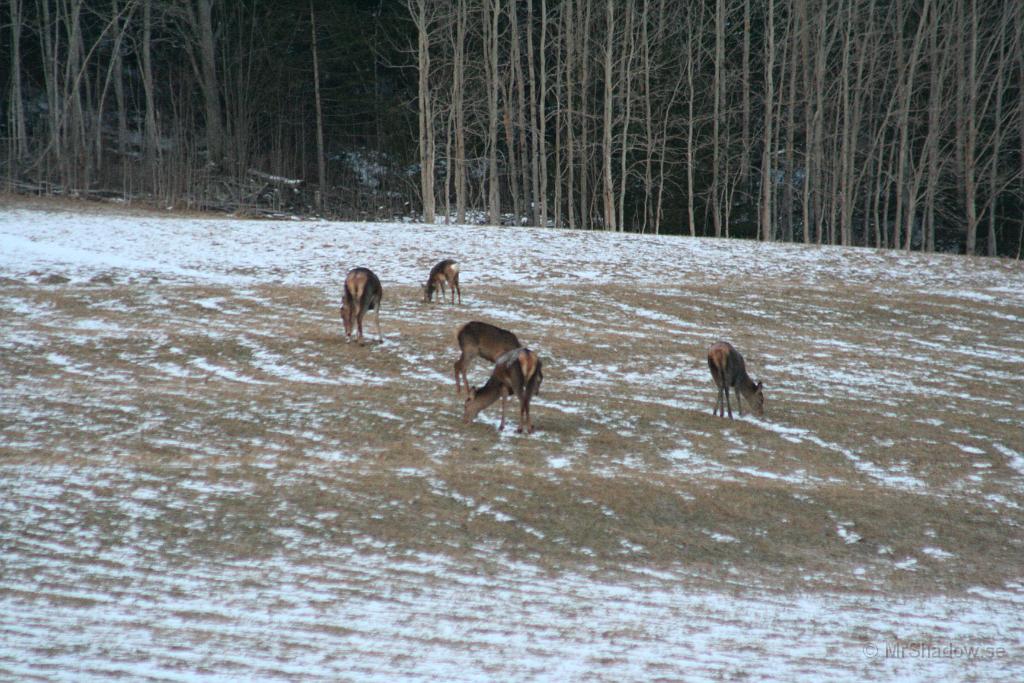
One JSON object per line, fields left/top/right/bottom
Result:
{"left": 3, "top": 260, "right": 1022, "bottom": 598}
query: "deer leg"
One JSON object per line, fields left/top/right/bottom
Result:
{"left": 724, "top": 385, "right": 733, "bottom": 419}
{"left": 456, "top": 355, "right": 471, "bottom": 395}
{"left": 375, "top": 304, "right": 382, "bottom": 343}
{"left": 736, "top": 388, "right": 744, "bottom": 417}
{"left": 455, "top": 280, "right": 461, "bottom": 304}
{"left": 714, "top": 384, "right": 723, "bottom": 416}
{"left": 453, "top": 358, "right": 464, "bottom": 394}
{"left": 356, "top": 307, "right": 364, "bottom": 344}
{"left": 520, "top": 396, "right": 533, "bottom": 434}
{"left": 498, "top": 393, "right": 507, "bottom": 431}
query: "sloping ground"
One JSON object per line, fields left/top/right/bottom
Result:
{"left": 1, "top": 201, "right": 1023, "bottom": 680}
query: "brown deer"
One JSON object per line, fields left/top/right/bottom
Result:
{"left": 340, "top": 267, "right": 383, "bottom": 344}
{"left": 453, "top": 321, "right": 521, "bottom": 394}
{"left": 707, "top": 341, "right": 764, "bottom": 419}
{"left": 423, "top": 259, "right": 461, "bottom": 304}
{"left": 463, "top": 347, "right": 543, "bottom": 433}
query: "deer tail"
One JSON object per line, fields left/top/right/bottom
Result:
{"left": 518, "top": 350, "right": 538, "bottom": 384}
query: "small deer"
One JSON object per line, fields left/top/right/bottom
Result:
{"left": 707, "top": 341, "right": 764, "bottom": 419}
{"left": 340, "top": 267, "right": 383, "bottom": 344}
{"left": 453, "top": 321, "right": 521, "bottom": 394}
{"left": 463, "top": 347, "right": 543, "bottom": 433}
{"left": 423, "top": 259, "right": 461, "bottom": 304}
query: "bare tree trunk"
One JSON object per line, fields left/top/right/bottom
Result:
{"left": 685, "top": 22, "right": 697, "bottom": 237}
{"left": 741, "top": 0, "right": 752, "bottom": 215}
{"left": 640, "top": 0, "right": 653, "bottom": 233}
{"left": 444, "top": 97, "right": 453, "bottom": 224}
{"left": 760, "top": 0, "right": 776, "bottom": 241}
{"left": 311, "top": 1, "right": 327, "bottom": 213}
{"left": 894, "top": 0, "right": 931, "bottom": 250}
{"left": 453, "top": 0, "right": 467, "bottom": 223}
{"left": 503, "top": 76, "right": 521, "bottom": 222}
{"left": 141, "top": 0, "right": 159, "bottom": 172}
{"left": 984, "top": 2, "right": 1013, "bottom": 257}
{"left": 797, "top": 0, "right": 812, "bottom": 243}
{"left": 711, "top": 0, "right": 724, "bottom": 237}
{"left": 961, "top": 0, "right": 980, "bottom": 254}
{"left": 563, "top": 0, "right": 575, "bottom": 229}
{"left": 810, "top": 1, "right": 832, "bottom": 244}
{"left": 1018, "top": 9, "right": 1024, "bottom": 259}
{"left": 509, "top": 0, "right": 531, "bottom": 224}
{"left": 873, "top": 135, "right": 887, "bottom": 247}
{"left": 37, "top": 0, "right": 60, "bottom": 180}
{"left": 192, "top": 0, "right": 224, "bottom": 167}
{"left": 782, "top": 0, "right": 798, "bottom": 243}
{"left": 538, "top": 0, "right": 549, "bottom": 227}
{"left": 836, "top": 1, "right": 853, "bottom": 246}
{"left": 616, "top": 1, "right": 638, "bottom": 232}
{"left": 8, "top": 0, "right": 29, "bottom": 167}
{"left": 578, "top": 0, "right": 592, "bottom": 227}
{"left": 112, "top": 0, "right": 127, "bottom": 159}
{"left": 412, "top": 0, "right": 436, "bottom": 223}
{"left": 485, "top": 0, "right": 501, "bottom": 225}
{"left": 600, "top": 0, "right": 616, "bottom": 231}
{"left": 94, "top": 0, "right": 134, "bottom": 179}
{"left": 525, "top": 0, "right": 540, "bottom": 225}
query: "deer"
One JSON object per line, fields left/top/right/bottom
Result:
{"left": 463, "top": 347, "right": 543, "bottom": 433}
{"left": 422, "top": 258, "right": 461, "bottom": 304}
{"left": 340, "top": 267, "right": 383, "bottom": 344}
{"left": 707, "top": 341, "right": 764, "bottom": 419}
{"left": 453, "top": 321, "right": 521, "bottom": 395}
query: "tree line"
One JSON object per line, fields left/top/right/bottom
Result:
{"left": 3, "top": 0, "right": 1023, "bottom": 256}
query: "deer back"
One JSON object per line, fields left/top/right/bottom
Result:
{"left": 345, "top": 268, "right": 381, "bottom": 309}
{"left": 708, "top": 341, "right": 747, "bottom": 387}
{"left": 708, "top": 340, "right": 764, "bottom": 415}
{"left": 494, "top": 347, "right": 541, "bottom": 396}
{"left": 425, "top": 259, "right": 458, "bottom": 300}
{"left": 341, "top": 268, "right": 381, "bottom": 333}
{"left": 458, "top": 321, "right": 520, "bottom": 363}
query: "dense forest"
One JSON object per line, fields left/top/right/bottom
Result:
{"left": 2, "top": 0, "right": 1022, "bottom": 256}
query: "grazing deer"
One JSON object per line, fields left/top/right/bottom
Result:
{"left": 423, "top": 259, "right": 461, "bottom": 304}
{"left": 453, "top": 321, "right": 521, "bottom": 394}
{"left": 463, "top": 347, "right": 543, "bottom": 433}
{"left": 340, "top": 267, "right": 383, "bottom": 344}
{"left": 707, "top": 341, "right": 764, "bottom": 419}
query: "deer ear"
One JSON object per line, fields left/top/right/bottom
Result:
{"left": 756, "top": 381, "right": 763, "bottom": 392}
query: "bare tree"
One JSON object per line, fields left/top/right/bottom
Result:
{"left": 600, "top": 0, "right": 616, "bottom": 231}
{"left": 311, "top": 0, "right": 326, "bottom": 213}
{"left": 759, "top": 0, "right": 776, "bottom": 241}
{"left": 7, "top": 0, "right": 29, "bottom": 170}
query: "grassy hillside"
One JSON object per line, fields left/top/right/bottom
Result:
{"left": 2, "top": 198, "right": 1022, "bottom": 679}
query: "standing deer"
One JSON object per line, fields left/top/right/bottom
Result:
{"left": 340, "top": 267, "right": 383, "bottom": 344}
{"left": 423, "top": 258, "right": 461, "bottom": 304}
{"left": 707, "top": 341, "right": 764, "bottom": 419}
{"left": 463, "top": 347, "right": 543, "bottom": 433}
{"left": 453, "top": 321, "right": 520, "bottom": 394}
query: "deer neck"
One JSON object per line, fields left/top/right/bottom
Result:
{"left": 735, "top": 372, "right": 758, "bottom": 397}
{"left": 469, "top": 376, "right": 505, "bottom": 411}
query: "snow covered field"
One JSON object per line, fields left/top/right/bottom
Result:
{"left": 2, "top": 201, "right": 1023, "bottom": 680}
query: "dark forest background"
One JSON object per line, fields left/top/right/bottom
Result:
{"left": 2, "top": 0, "right": 1022, "bottom": 256}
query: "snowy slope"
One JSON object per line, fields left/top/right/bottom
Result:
{"left": 2, "top": 205, "right": 1023, "bottom": 681}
